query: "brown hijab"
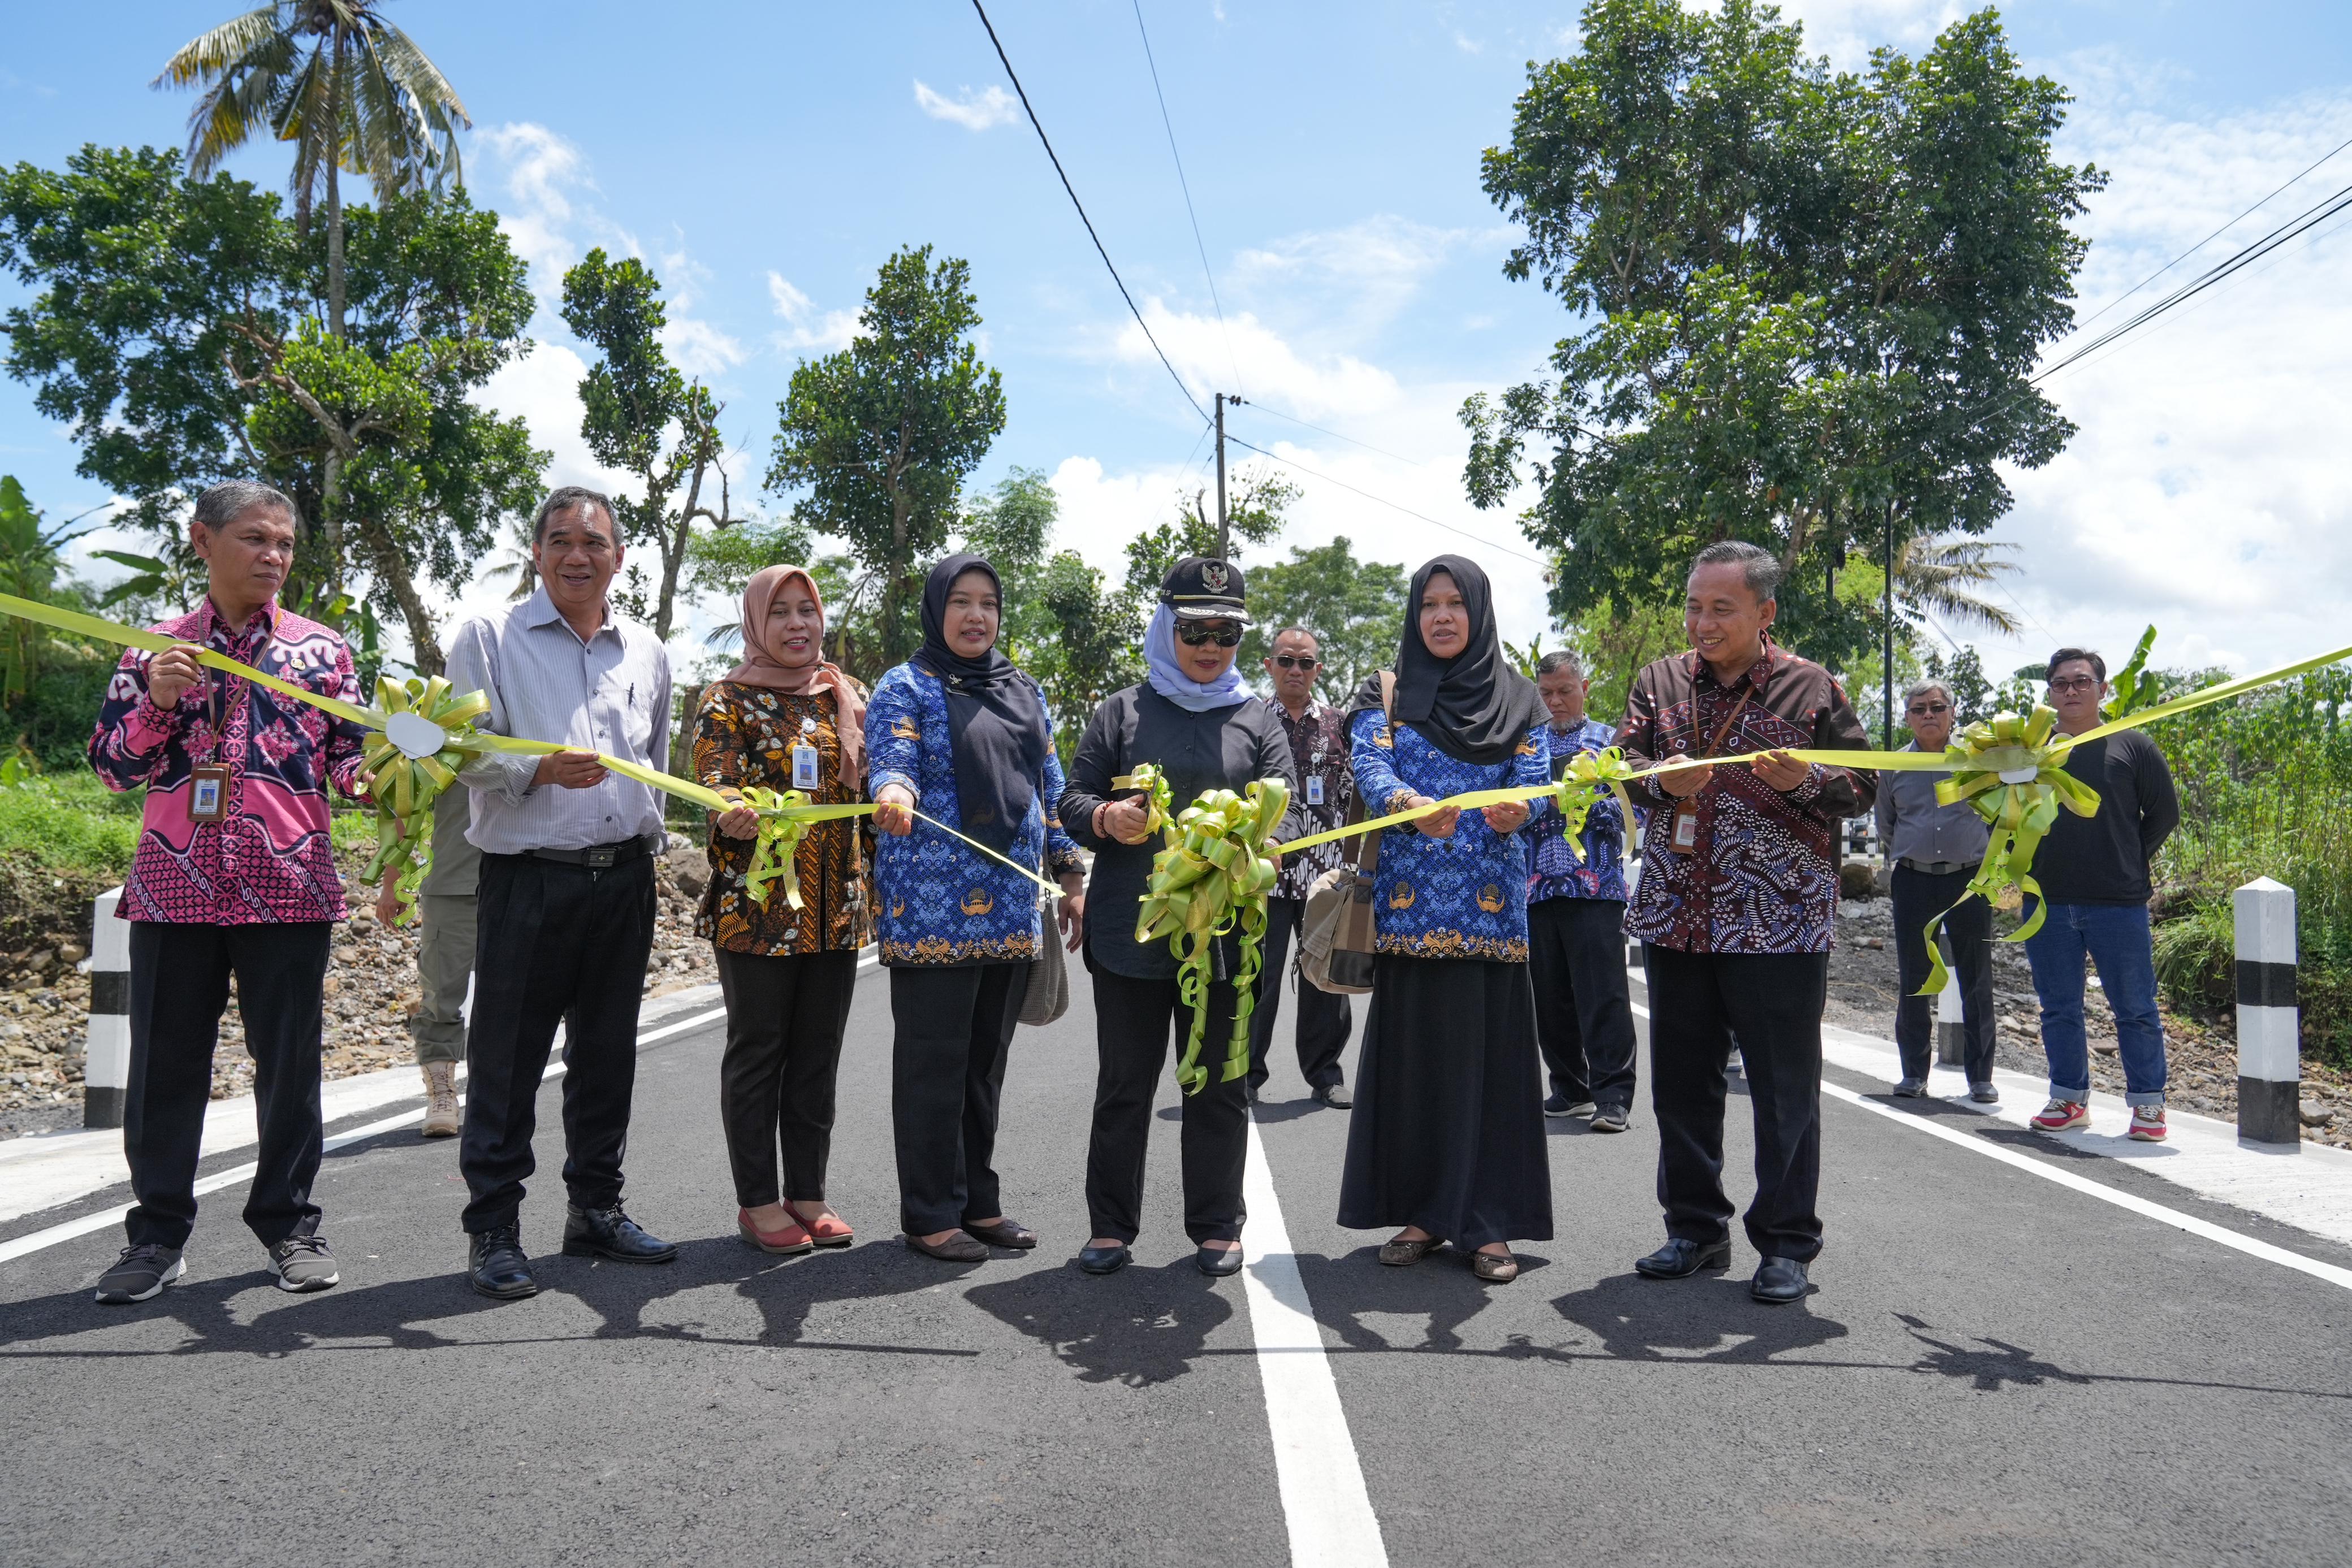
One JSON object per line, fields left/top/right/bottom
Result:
{"left": 724, "top": 565, "right": 865, "bottom": 787}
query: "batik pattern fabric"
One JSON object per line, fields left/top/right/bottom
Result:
{"left": 88, "top": 599, "right": 367, "bottom": 924}
{"left": 1348, "top": 709, "right": 1551, "bottom": 962}
{"left": 1527, "top": 717, "right": 1633, "bottom": 906}
{"left": 1617, "top": 646, "right": 1873, "bottom": 955}
{"left": 693, "top": 681, "right": 874, "bottom": 957}
{"left": 865, "top": 661, "right": 1082, "bottom": 967}
{"left": 1269, "top": 699, "right": 1355, "bottom": 901}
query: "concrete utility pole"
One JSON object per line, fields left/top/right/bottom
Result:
{"left": 1214, "top": 391, "right": 1246, "bottom": 561}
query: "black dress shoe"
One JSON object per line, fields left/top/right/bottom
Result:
{"left": 1752, "top": 1255, "right": 1810, "bottom": 1303}
{"left": 1196, "top": 1242, "right": 1244, "bottom": 1277}
{"left": 1076, "top": 1242, "right": 1132, "bottom": 1275}
{"left": 561, "top": 1203, "right": 678, "bottom": 1264}
{"left": 468, "top": 1225, "right": 538, "bottom": 1300}
{"left": 1313, "top": 1083, "right": 1352, "bottom": 1109}
{"left": 963, "top": 1218, "right": 1038, "bottom": 1249}
{"left": 1633, "top": 1237, "right": 1732, "bottom": 1279}
{"left": 905, "top": 1230, "right": 989, "bottom": 1263}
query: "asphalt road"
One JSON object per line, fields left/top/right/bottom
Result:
{"left": 4, "top": 955, "right": 2351, "bottom": 1567}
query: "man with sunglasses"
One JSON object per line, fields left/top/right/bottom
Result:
{"left": 1247, "top": 627, "right": 1355, "bottom": 1107}
{"left": 1875, "top": 679, "right": 1998, "bottom": 1102}
{"left": 2022, "top": 648, "right": 2178, "bottom": 1141}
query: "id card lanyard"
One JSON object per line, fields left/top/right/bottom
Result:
{"left": 792, "top": 714, "right": 823, "bottom": 791}
{"left": 185, "top": 607, "right": 274, "bottom": 825}
{"left": 1667, "top": 666, "right": 1760, "bottom": 855}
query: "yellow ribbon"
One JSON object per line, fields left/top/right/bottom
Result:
{"left": 1550, "top": 746, "right": 1642, "bottom": 864}
{"left": 1110, "top": 763, "right": 1174, "bottom": 839}
{"left": 1133, "top": 777, "right": 1289, "bottom": 1095}
{"left": 357, "top": 675, "right": 491, "bottom": 916}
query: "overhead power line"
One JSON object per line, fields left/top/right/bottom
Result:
{"left": 970, "top": 0, "right": 1209, "bottom": 425}
{"left": 1130, "top": 0, "right": 1241, "bottom": 396}
{"left": 1223, "top": 435, "right": 1547, "bottom": 565}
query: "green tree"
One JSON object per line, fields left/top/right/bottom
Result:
{"left": 1462, "top": 0, "right": 2101, "bottom": 669}
{"left": 0, "top": 150, "right": 544, "bottom": 673}
{"left": 560, "top": 249, "right": 747, "bottom": 643}
{"left": 0, "top": 477, "right": 101, "bottom": 704}
{"left": 767, "top": 245, "right": 1006, "bottom": 668}
{"left": 1236, "top": 535, "right": 1407, "bottom": 701}
{"left": 1119, "top": 467, "right": 1295, "bottom": 606}
{"left": 1563, "top": 594, "right": 1685, "bottom": 727}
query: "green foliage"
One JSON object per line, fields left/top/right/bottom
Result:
{"left": 684, "top": 519, "right": 821, "bottom": 650}
{"left": 1463, "top": 0, "right": 2102, "bottom": 670}
{"left": 1119, "top": 467, "right": 1294, "bottom": 604}
{"left": 966, "top": 469, "right": 1138, "bottom": 760}
{"left": 0, "top": 772, "right": 144, "bottom": 879}
{"left": 2102, "top": 625, "right": 2177, "bottom": 720}
{"left": 1563, "top": 595, "right": 1684, "bottom": 727}
{"left": 768, "top": 246, "right": 1006, "bottom": 668}
{"left": 1919, "top": 645, "right": 1995, "bottom": 724}
{"left": 561, "top": 248, "right": 744, "bottom": 642}
{"left": 1236, "top": 535, "right": 1408, "bottom": 701}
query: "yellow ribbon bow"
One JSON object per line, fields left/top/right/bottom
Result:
{"left": 1110, "top": 763, "right": 1174, "bottom": 839}
{"left": 1133, "top": 777, "right": 1290, "bottom": 1095}
{"left": 1550, "top": 746, "right": 1641, "bottom": 864}
{"left": 358, "top": 674, "right": 494, "bottom": 916}
{"left": 1912, "top": 705, "right": 2102, "bottom": 993}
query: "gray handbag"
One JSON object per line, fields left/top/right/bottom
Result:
{"left": 1020, "top": 891, "right": 1070, "bottom": 1026}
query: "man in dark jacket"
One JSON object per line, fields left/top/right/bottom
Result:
{"left": 2024, "top": 647, "right": 2180, "bottom": 1142}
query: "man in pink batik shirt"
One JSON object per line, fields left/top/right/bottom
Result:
{"left": 85, "top": 480, "right": 369, "bottom": 1306}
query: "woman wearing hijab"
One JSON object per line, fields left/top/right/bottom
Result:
{"left": 867, "top": 555, "right": 1087, "bottom": 1263}
{"left": 1338, "top": 555, "right": 1555, "bottom": 1283}
{"left": 694, "top": 565, "right": 873, "bottom": 1255}
{"left": 1060, "top": 557, "right": 1300, "bottom": 1277}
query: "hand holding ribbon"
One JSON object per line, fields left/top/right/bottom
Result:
{"left": 1132, "top": 777, "right": 1289, "bottom": 1095}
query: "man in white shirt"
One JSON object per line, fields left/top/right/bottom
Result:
{"left": 442, "top": 486, "right": 676, "bottom": 1300}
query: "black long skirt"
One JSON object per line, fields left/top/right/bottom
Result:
{"left": 1337, "top": 953, "right": 1553, "bottom": 1249}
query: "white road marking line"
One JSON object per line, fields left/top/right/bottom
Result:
{"left": 0, "top": 1004, "right": 737, "bottom": 1268}
{"left": 1240, "top": 1114, "right": 1389, "bottom": 1568}
{"left": 1624, "top": 999, "right": 2352, "bottom": 1295}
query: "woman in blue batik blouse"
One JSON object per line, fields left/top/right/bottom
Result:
{"left": 868, "top": 554, "right": 1086, "bottom": 1264}
{"left": 1337, "top": 556, "right": 1555, "bottom": 1283}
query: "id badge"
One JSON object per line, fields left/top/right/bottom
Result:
{"left": 188, "top": 763, "right": 230, "bottom": 824}
{"left": 792, "top": 742, "right": 822, "bottom": 791}
{"left": 1668, "top": 802, "right": 1700, "bottom": 854}
{"left": 1307, "top": 774, "right": 1325, "bottom": 807}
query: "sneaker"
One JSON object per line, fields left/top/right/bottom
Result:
{"left": 268, "top": 1234, "right": 341, "bottom": 1293}
{"left": 1544, "top": 1094, "right": 1573, "bottom": 1118}
{"left": 1892, "top": 1077, "right": 1929, "bottom": 1098}
{"left": 94, "top": 1243, "right": 184, "bottom": 1305}
{"left": 1969, "top": 1082, "right": 2000, "bottom": 1105}
{"left": 2128, "top": 1104, "right": 2168, "bottom": 1142}
{"left": 1589, "top": 1104, "right": 1631, "bottom": 1133}
{"left": 2031, "top": 1098, "right": 2090, "bottom": 1133}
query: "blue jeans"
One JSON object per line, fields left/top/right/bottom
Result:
{"left": 2021, "top": 901, "right": 2167, "bottom": 1106}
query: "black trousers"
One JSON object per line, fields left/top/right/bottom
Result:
{"left": 1086, "top": 967, "right": 1248, "bottom": 1244}
{"left": 1528, "top": 896, "right": 1637, "bottom": 1110}
{"left": 890, "top": 962, "right": 1024, "bottom": 1236}
{"left": 459, "top": 852, "right": 656, "bottom": 1234}
{"left": 124, "top": 921, "right": 331, "bottom": 1250}
{"left": 1891, "top": 864, "right": 1998, "bottom": 1084}
{"left": 1246, "top": 895, "right": 1351, "bottom": 1093}
{"left": 1643, "top": 943, "right": 1828, "bottom": 1263}
{"left": 714, "top": 946, "right": 859, "bottom": 1208}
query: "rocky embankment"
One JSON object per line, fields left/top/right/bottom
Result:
{"left": 0, "top": 837, "right": 718, "bottom": 1140}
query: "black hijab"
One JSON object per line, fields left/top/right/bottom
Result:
{"left": 1348, "top": 554, "right": 1544, "bottom": 766}
{"left": 913, "top": 553, "right": 1049, "bottom": 855}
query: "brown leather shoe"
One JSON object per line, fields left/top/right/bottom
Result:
{"left": 905, "top": 1230, "right": 989, "bottom": 1263}
{"left": 1378, "top": 1236, "right": 1441, "bottom": 1267}
{"left": 420, "top": 1061, "right": 460, "bottom": 1138}
{"left": 963, "top": 1218, "right": 1037, "bottom": 1250}
{"left": 1470, "top": 1250, "right": 1519, "bottom": 1284}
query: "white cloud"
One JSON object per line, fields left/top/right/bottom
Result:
{"left": 913, "top": 80, "right": 1019, "bottom": 132}
{"left": 767, "top": 270, "right": 861, "bottom": 354}
{"left": 1743, "top": 0, "right": 1966, "bottom": 64}
{"left": 1231, "top": 215, "right": 1476, "bottom": 343}
{"left": 660, "top": 317, "right": 749, "bottom": 378}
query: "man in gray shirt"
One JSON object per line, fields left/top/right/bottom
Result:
{"left": 1875, "top": 678, "right": 1997, "bottom": 1102}
{"left": 442, "top": 486, "right": 677, "bottom": 1300}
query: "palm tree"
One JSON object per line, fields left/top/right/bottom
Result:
{"left": 155, "top": 1, "right": 470, "bottom": 344}
{"left": 1893, "top": 532, "right": 2023, "bottom": 638}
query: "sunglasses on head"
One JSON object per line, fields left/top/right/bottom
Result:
{"left": 1177, "top": 622, "right": 1242, "bottom": 648}
{"left": 1270, "top": 653, "right": 1319, "bottom": 670}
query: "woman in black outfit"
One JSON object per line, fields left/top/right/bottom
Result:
{"left": 1060, "top": 557, "right": 1300, "bottom": 1278}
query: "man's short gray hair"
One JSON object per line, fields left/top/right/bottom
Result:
{"left": 1903, "top": 679, "right": 1952, "bottom": 708}
{"left": 1535, "top": 649, "right": 1585, "bottom": 681}
{"left": 1689, "top": 539, "right": 1780, "bottom": 604}
{"left": 192, "top": 480, "right": 296, "bottom": 531}
{"left": 533, "top": 485, "right": 620, "bottom": 543}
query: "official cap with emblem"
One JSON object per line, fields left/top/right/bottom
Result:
{"left": 1160, "top": 556, "right": 1250, "bottom": 625}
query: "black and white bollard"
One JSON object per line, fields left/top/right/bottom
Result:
{"left": 2234, "top": 876, "right": 2299, "bottom": 1146}
{"left": 83, "top": 887, "right": 131, "bottom": 1130}
{"left": 1934, "top": 943, "right": 1965, "bottom": 1068}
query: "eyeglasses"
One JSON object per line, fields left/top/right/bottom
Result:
{"left": 1177, "top": 623, "right": 1242, "bottom": 648}
{"left": 1270, "top": 654, "right": 1320, "bottom": 670}
{"left": 1906, "top": 702, "right": 1950, "bottom": 717}
{"left": 2048, "top": 675, "right": 2100, "bottom": 694}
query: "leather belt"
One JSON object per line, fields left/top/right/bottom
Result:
{"left": 1899, "top": 857, "right": 1979, "bottom": 877}
{"left": 522, "top": 833, "right": 660, "bottom": 869}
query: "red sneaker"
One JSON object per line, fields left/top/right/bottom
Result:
{"left": 737, "top": 1207, "right": 814, "bottom": 1255}
{"left": 2128, "top": 1104, "right": 2168, "bottom": 1142}
{"left": 2031, "top": 1099, "right": 2090, "bottom": 1133}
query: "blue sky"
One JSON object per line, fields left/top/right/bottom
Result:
{"left": 5, "top": 1, "right": 2351, "bottom": 684}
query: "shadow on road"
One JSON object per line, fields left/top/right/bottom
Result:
{"left": 964, "top": 1258, "right": 1238, "bottom": 1387}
